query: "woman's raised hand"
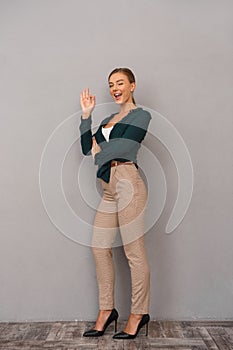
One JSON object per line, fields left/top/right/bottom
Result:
{"left": 80, "top": 88, "right": 96, "bottom": 119}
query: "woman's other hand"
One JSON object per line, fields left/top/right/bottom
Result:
{"left": 80, "top": 88, "right": 96, "bottom": 119}
{"left": 91, "top": 137, "right": 101, "bottom": 159}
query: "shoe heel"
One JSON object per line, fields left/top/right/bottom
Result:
{"left": 114, "top": 319, "right": 117, "bottom": 332}
{"left": 145, "top": 322, "right": 149, "bottom": 336}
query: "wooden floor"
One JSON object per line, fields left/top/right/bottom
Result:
{"left": 0, "top": 320, "right": 233, "bottom": 349}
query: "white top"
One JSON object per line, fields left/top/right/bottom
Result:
{"left": 101, "top": 125, "right": 114, "bottom": 142}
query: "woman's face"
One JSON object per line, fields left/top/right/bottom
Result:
{"left": 108, "top": 72, "right": 135, "bottom": 105}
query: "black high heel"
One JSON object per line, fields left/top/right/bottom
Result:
{"left": 83, "top": 308, "right": 119, "bottom": 337}
{"left": 113, "top": 314, "right": 150, "bottom": 340}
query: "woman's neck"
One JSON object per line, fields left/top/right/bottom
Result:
{"left": 119, "top": 102, "right": 137, "bottom": 115}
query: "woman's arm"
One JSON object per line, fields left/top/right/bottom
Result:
{"left": 79, "top": 116, "right": 93, "bottom": 155}
{"left": 79, "top": 88, "right": 96, "bottom": 155}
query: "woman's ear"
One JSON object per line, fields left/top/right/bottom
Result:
{"left": 131, "top": 82, "right": 136, "bottom": 92}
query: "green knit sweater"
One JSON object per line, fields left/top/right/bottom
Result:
{"left": 79, "top": 107, "right": 152, "bottom": 183}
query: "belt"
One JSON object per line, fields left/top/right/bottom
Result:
{"left": 111, "top": 160, "right": 134, "bottom": 167}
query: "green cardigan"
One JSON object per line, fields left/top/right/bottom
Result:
{"left": 79, "top": 107, "right": 152, "bottom": 183}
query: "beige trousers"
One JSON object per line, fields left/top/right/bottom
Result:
{"left": 92, "top": 162, "right": 150, "bottom": 314}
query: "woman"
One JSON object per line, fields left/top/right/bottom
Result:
{"left": 79, "top": 68, "right": 151, "bottom": 339}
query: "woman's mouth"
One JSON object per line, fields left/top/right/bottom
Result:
{"left": 114, "top": 92, "right": 122, "bottom": 100}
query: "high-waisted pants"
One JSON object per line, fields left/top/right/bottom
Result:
{"left": 92, "top": 162, "right": 150, "bottom": 314}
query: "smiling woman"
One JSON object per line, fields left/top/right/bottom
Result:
{"left": 79, "top": 68, "right": 151, "bottom": 340}
{"left": 108, "top": 67, "right": 137, "bottom": 105}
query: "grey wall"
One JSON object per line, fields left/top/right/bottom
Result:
{"left": 1, "top": 0, "right": 232, "bottom": 321}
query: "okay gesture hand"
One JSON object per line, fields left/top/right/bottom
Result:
{"left": 80, "top": 88, "right": 96, "bottom": 119}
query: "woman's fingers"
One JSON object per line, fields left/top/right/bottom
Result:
{"left": 80, "top": 88, "right": 86, "bottom": 100}
{"left": 84, "top": 87, "right": 90, "bottom": 99}
{"left": 81, "top": 88, "right": 96, "bottom": 103}
{"left": 91, "top": 95, "right": 95, "bottom": 104}
{"left": 83, "top": 88, "right": 87, "bottom": 100}
{"left": 80, "top": 92, "right": 84, "bottom": 102}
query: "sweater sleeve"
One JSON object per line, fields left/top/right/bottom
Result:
{"left": 79, "top": 115, "right": 93, "bottom": 156}
{"left": 94, "top": 111, "right": 151, "bottom": 167}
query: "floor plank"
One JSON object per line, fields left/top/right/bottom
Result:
{"left": 0, "top": 320, "right": 232, "bottom": 349}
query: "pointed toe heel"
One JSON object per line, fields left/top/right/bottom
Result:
{"left": 113, "top": 314, "right": 150, "bottom": 340}
{"left": 83, "top": 308, "right": 119, "bottom": 337}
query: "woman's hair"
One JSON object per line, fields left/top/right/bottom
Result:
{"left": 108, "top": 67, "right": 136, "bottom": 105}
